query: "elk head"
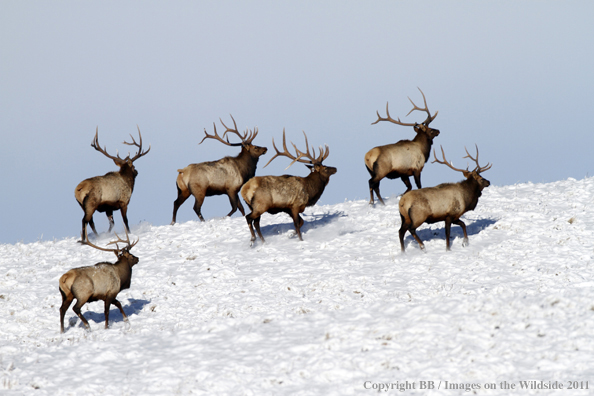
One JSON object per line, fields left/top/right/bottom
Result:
{"left": 432, "top": 145, "right": 492, "bottom": 190}
{"left": 199, "top": 114, "right": 268, "bottom": 158}
{"left": 91, "top": 126, "right": 151, "bottom": 177}
{"left": 372, "top": 87, "right": 440, "bottom": 141}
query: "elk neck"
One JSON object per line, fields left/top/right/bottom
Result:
{"left": 112, "top": 256, "right": 134, "bottom": 290}
{"left": 412, "top": 132, "right": 434, "bottom": 163}
{"left": 302, "top": 169, "right": 331, "bottom": 206}
{"left": 118, "top": 163, "right": 138, "bottom": 187}
{"left": 459, "top": 176, "right": 484, "bottom": 211}
{"left": 236, "top": 148, "right": 261, "bottom": 180}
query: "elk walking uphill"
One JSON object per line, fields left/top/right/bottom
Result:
{"left": 365, "top": 88, "right": 440, "bottom": 205}
{"left": 75, "top": 127, "right": 150, "bottom": 242}
{"left": 399, "top": 145, "right": 492, "bottom": 252}
{"left": 171, "top": 115, "right": 268, "bottom": 224}
{"left": 241, "top": 130, "right": 337, "bottom": 243}
{"left": 59, "top": 232, "right": 139, "bottom": 333}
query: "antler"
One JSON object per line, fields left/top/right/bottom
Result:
{"left": 199, "top": 122, "right": 240, "bottom": 146}
{"left": 432, "top": 145, "right": 492, "bottom": 174}
{"left": 200, "top": 115, "right": 258, "bottom": 147}
{"left": 123, "top": 126, "right": 151, "bottom": 162}
{"left": 432, "top": 146, "right": 468, "bottom": 173}
{"left": 81, "top": 229, "right": 138, "bottom": 256}
{"left": 372, "top": 87, "right": 438, "bottom": 127}
{"left": 220, "top": 114, "right": 258, "bottom": 145}
{"left": 264, "top": 129, "right": 329, "bottom": 170}
{"left": 462, "top": 144, "right": 492, "bottom": 173}
{"left": 91, "top": 127, "right": 125, "bottom": 165}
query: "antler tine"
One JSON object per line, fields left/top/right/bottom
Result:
{"left": 291, "top": 131, "right": 330, "bottom": 165}
{"left": 432, "top": 146, "right": 468, "bottom": 173}
{"left": 463, "top": 144, "right": 492, "bottom": 173}
{"left": 245, "top": 127, "right": 258, "bottom": 144}
{"left": 405, "top": 87, "right": 438, "bottom": 125}
{"left": 263, "top": 129, "right": 312, "bottom": 169}
{"left": 220, "top": 114, "right": 248, "bottom": 144}
{"left": 372, "top": 102, "right": 417, "bottom": 127}
{"left": 81, "top": 237, "right": 120, "bottom": 254}
{"left": 199, "top": 122, "right": 241, "bottom": 147}
{"left": 90, "top": 127, "right": 125, "bottom": 164}
{"left": 124, "top": 126, "right": 151, "bottom": 162}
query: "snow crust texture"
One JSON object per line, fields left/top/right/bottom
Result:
{"left": 1, "top": 178, "right": 594, "bottom": 395}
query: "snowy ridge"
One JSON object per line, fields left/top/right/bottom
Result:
{"left": 1, "top": 178, "right": 594, "bottom": 395}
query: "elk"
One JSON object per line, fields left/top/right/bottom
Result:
{"left": 365, "top": 88, "right": 440, "bottom": 205}
{"left": 75, "top": 127, "right": 151, "bottom": 242}
{"left": 59, "top": 232, "right": 139, "bottom": 333}
{"left": 241, "top": 130, "right": 337, "bottom": 243}
{"left": 398, "top": 145, "right": 492, "bottom": 252}
{"left": 171, "top": 115, "right": 268, "bottom": 224}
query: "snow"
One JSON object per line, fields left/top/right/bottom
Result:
{"left": 1, "top": 177, "right": 594, "bottom": 395}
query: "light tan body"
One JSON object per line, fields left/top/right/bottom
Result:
{"left": 242, "top": 175, "right": 311, "bottom": 213}
{"left": 177, "top": 157, "right": 245, "bottom": 198}
{"left": 241, "top": 164, "right": 337, "bottom": 242}
{"left": 398, "top": 155, "right": 491, "bottom": 252}
{"left": 399, "top": 182, "right": 472, "bottom": 228}
{"left": 75, "top": 172, "right": 134, "bottom": 212}
{"left": 59, "top": 250, "right": 138, "bottom": 333}
{"left": 365, "top": 140, "right": 427, "bottom": 178}
{"left": 171, "top": 144, "right": 267, "bottom": 223}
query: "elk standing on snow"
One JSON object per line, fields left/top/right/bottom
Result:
{"left": 171, "top": 115, "right": 268, "bottom": 224}
{"left": 75, "top": 127, "right": 151, "bottom": 242}
{"left": 365, "top": 88, "right": 440, "bottom": 205}
{"left": 399, "top": 145, "right": 492, "bottom": 252}
{"left": 59, "top": 233, "right": 139, "bottom": 333}
{"left": 241, "top": 130, "right": 337, "bottom": 243}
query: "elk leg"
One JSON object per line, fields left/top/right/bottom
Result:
{"left": 120, "top": 205, "right": 131, "bottom": 233}
{"left": 104, "top": 299, "right": 111, "bottom": 329}
{"left": 413, "top": 171, "right": 422, "bottom": 189}
{"left": 453, "top": 219, "right": 469, "bottom": 247}
{"left": 59, "top": 288, "right": 74, "bottom": 333}
{"left": 445, "top": 218, "right": 452, "bottom": 251}
{"left": 226, "top": 192, "right": 245, "bottom": 217}
{"left": 368, "top": 178, "right": 376, "bottom": 205}
{"left": 398, "top": 215, "right": 409, "bottom": 252}
{"left": 106, "top": 210, "right": 115, "bottom": 232}
{"left": 369, "top": 179, "right": 385, "bottom": 205}
{"left": 112, "top": 299, "right": 129, "bottom": 322}
{"left": 192, "top": 194, "right": 206, "bottom": 222}
{"left": 245, "top": 212, "right": 261, "bottom": 242}
{"left": 409, "top": 228, "right": 425, "bottom": 251}
{"left": 401, "top": 176, "right": 413, "bottom": 193}
{"left": 291, "top": 210, "right": 304, "bottom": 241}
{"left": 72, "top": 299, "right": 91, "bottom": 330}
{"left": 171, "top": 183, "right": 190, "bottom": 225}
{"left": 254, "top": 216, "right": 265, "bottom": 243}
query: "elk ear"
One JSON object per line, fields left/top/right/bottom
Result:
{"left": 462, "top": 170, "right": 471, "bottom": 178}
{"left": 306, "top": 165, "right": 314, "bottom": 171}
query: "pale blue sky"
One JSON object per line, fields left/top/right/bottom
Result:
{"left": 1, "top": 1, "right": 593, "bottom": 244}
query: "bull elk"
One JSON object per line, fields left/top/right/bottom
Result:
{"left": 241, "top": 130, "right": 337, "bottom": 243}
{"left": 398, "top": 145, "right": 492, "bottom": 252}
{"left": 171, "top": 115, "right": 268, "bottom": 224}
{"left": 75, "top": 127, "right": 150, "bottom": 242}
{"left": 59, "top": 232, "right": 139, "bottom": 333}
{"left": 365, "top": 88, "right": 440, "bottom": 205}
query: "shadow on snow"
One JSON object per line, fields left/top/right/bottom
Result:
{"left": 401, "top": 218, "right": 498, "bottom": 248}
{"left": 74, "top": 298, "right": 150, "bottom": 328}
{"left": 258, "top": 211, "right": 346, "bottom": 239}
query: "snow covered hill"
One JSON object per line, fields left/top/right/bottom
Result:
{"left": 1, "top": 178, "right": 594, "bottom": 395}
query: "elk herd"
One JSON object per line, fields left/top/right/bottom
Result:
{"left": 61, "top": 88, "right": 493, "bottom": 332}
